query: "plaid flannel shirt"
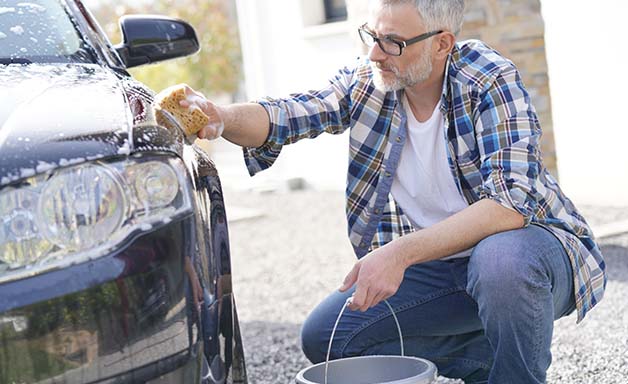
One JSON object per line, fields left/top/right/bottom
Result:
{"left": 242, "top": 40, "right": 606, "bottom": 322}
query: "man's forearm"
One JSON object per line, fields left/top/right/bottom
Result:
{"left": 217, "top": 103, "right": 270, "bottom": 148}
{"left": 390, "top": 198, "right": 525, "bottom": 267}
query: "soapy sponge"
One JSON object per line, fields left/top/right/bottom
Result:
{"left": 153, "top": 85, "right": 209, "bottom": 136}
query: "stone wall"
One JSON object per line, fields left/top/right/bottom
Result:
{"left": 346, "top": 0, "right": 558, "bottom": 177}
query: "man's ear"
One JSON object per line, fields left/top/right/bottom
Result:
{"left": 434, "top": 32, "right": 456, "bottom": 59}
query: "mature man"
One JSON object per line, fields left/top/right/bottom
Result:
{"left": 178, "top": 0, "right": 605, "bottom": 382}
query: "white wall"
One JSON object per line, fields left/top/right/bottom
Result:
{"left": 236, "top": 0, "right": 356, "bottom": 98}
{"left": 232, "top": 0, "right": 357, "bottom": 190}
{"left": 541, "top": 0, "right": 628, "bottom": 206}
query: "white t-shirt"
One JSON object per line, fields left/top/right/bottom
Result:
{"left": 390, "top": 94, "right": 472, "bottom": 259}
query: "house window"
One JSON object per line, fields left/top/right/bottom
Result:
{"left": 324, "top": 0, "right": 348, "bottom": 22}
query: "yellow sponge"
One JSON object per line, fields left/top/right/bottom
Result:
{"left": 154, "top": 85, "right": 209, "bottom": 136}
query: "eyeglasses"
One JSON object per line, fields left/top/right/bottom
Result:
{"left": 358, "top": 23, "right": 443, "bottom": 56}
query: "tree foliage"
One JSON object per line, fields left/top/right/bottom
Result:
{"left": 90, "top": 0, "right": 241, "bottom": 98}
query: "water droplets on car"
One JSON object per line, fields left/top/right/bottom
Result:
{"left": 0, "top": 1, "right": 86, "bottom": 62}
{"left": 19, "top": 168, "right": 35, "bottom": 179}
{"left": 35, "top": 161, "right": 55, "bottom": 173}
{"left": 86, "top": 153, "right": 106, "bottom": 162}
{"left": 58, "top": 157, "right": 85, "bottom": 167}
{"left": 16, "top": 3, "right": 47, "bottom": 13}
{"left": 0, "top": 7, "right": 16, "bottom": 15}
{"left": 9, "top": 25, "right": 24, "bottom": 35}
{"left": 117, "top": 140, "right": 131, "bottom": 155}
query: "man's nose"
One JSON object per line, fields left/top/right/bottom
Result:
{"left": 368, "top": 42, "right": 387, "bottom": 62}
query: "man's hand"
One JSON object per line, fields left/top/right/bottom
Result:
{"left": 164, "top": 84, "right": 269, "bottom": 148}
{"left": 339, "top": 244, "right": 408, "bottom": 312}
{"left": 177, "top": 84, "right": 225, "bottom": 140}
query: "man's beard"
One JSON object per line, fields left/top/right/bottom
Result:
{"left": 371, "top": 45, "right": 433, "bottom": 92}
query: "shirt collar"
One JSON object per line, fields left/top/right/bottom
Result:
{"left": 439, "top": 47, "right": 455, "bottom": 114}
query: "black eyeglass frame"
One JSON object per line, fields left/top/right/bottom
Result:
{"left": 358, "top": 23, "right": 443, "bottom": 56}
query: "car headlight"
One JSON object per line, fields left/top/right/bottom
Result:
{"left": 0, "top": 189, "right": 53, "bottom": 267}
{"left": 39, "top": 164, "right": 127, "bottom": 252}
{"left": 0, "top": 155, "right": 193, "bottom": 281}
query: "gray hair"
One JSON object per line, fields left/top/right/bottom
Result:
{"left": 375, "top": 0, "right": 466, "bottom": 35}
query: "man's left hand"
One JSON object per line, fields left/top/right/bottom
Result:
{"left": 339, "top": 244, "right": 408, "bottom": 312}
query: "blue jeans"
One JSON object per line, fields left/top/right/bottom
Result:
{"left": 301, "top": 225, "right": 576, "bottom": 384}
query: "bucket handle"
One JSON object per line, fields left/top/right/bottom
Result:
{"left": 324, "top": 297, "right": 404, "bottom": 384}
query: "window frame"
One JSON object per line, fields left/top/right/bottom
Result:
{"left": 323, "top": 0, "right": 347, "bottom": 23}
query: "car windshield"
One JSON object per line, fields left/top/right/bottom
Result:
{"left": 0, "top": 0, "right": 95, "bottom": 64}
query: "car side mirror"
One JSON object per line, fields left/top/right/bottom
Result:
{"left": 115, "top": 15, "right": 200, "bottom": 68}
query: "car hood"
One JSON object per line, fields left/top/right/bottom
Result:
{"left": 0, "top": 63, "right": 135, "bottom": 185}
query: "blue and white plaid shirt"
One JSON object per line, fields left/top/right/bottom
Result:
{"left": 243, "top": 40, "right": 606, "bottom": 322}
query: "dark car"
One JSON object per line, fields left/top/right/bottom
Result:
{"left": 0, "top": 0, "right": 247, "bottom": 383}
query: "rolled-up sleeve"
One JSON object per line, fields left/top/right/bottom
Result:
{"left": 475, "top": 66, "right": 543, "bottom": 226}
{"left": 242, "top": 66, "right": 355, "bottom": 176}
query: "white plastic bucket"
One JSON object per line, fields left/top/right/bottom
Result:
{"left": 295, "top": 355, "right": 437, "bottom": 384}
{"left": 295, "top": 299, "right": 438, "bottom": 384}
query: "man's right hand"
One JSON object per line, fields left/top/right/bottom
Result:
{"left": 177, "top": 84, "right": 225, "bottom": 140}
{"left": 169, "top": 84, "right": 270, "bottom": 148}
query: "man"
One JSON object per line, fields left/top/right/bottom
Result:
{"left": 177, "top": 0, "right": 606, "bottom": 382}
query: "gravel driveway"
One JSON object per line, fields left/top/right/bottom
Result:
{"left": 224, "top": 188, "right": 628, "bottom": 384}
